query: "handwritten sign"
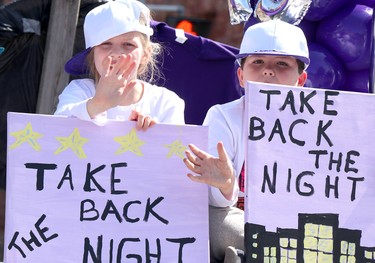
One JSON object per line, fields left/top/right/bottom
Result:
{"left": 5, "top": 112, "right": 209, "bottom": 262}
{"left": 244, "top": 82, "right": 375, "bottom": 262}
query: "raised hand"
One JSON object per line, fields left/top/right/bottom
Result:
{"left": 183, "top": 142, "right": 236, "bottom": 200}
{"left": 87, "top": 54, "right": 139, "bottom": 118}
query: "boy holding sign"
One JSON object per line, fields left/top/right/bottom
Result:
{"left": 183, "top": 20, "right": 310, "bottom": 262}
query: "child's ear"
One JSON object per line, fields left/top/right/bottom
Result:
{"left": 237, "top": 67, "right": 245, "bottom": 87}
{"left": 297, "top": 71, "right": 308, "bottom": 86}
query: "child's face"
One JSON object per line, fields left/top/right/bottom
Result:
{"left": 237, "top": 55, "right": 307, "bottom": 87}
{"left": 93, "top": 31, "right": 149, "bottom": 79}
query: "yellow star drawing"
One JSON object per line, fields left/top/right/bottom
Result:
{"left": 9, "top": 122, "right": 43, "bottom": 151}
{"left": 114, "top": 128, "right": 145, "bottom": 156}
{"left": 54, "top": 128, "right": 88, "bottom": 159}
{"left": 164, "top": 139, "right": 187, "bottom": 159}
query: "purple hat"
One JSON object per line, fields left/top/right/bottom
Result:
{"left": 65, "top": 0, "right": 153, "bottom": 75}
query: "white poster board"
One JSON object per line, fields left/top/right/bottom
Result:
{"left": 245, "top": 81, "right": 375, "bottom": 262}
{"left": 5, "top": 112, "right": 209, "bottom": 262}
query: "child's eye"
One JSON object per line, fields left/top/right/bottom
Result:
{"left": 123, "top": 42, "right": 135, "bottom": 47}
{"left": 277, "top": 61, "right": 289, "bottom": 66}
{"left": 99, "top": 42, "right": 111, "bottom": 48}
{"left": 253, "top": 59, "right": 264, "bottom": 64}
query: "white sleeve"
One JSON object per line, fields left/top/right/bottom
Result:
{"left": 203, "top": 106, "right": 239, "bottom": 207}
{"left": 152, "top": 88, "right": 185, "bottom": 125}
{"left": 159, "top": 95, "right": 185, "bottom": 125}
{"left": 54, "top": 80, "right": 99, "bottom": 122}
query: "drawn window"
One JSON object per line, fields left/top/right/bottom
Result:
{"left": 280, "top": 237, "right": 297, "bottom": 263}
{"left": 365, "top": 250, "right": 375, "bottom": 260}
{"left": 264, "top": 246, "right": 277, "bottom": 263}
{"left": 304, "top": 223, "right": 333, "bottom": 262}
{"left": 340, "top": 241, "right": 356, "bottom": 263}
{"left": 251, "top": 233, "right": 259, "bottom": 259}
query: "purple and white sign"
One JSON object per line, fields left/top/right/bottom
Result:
{"left": 245, "top": 81, "right": 375, "bottom": 262}
{"left": 5, "top": 113, "right": 209, "bottom": 262}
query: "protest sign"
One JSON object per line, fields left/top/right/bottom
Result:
{"left": 5, "top": 112, "right": 209, "bottom": 262}
{"left": 244, "top": 81, "right": 375, "bottom": 262}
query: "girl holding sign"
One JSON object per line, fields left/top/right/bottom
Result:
{"left": 55, "top": 0, "right": 185, "bottom": 128}
{"left": 183, "top": 20, "right": 310, "bottom": 262}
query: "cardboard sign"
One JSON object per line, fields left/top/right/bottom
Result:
{"left": 244, "top": 82, "right": 375, "bottom": 262}
{"left": 5, "top": 113, "right": 209, "bottom": 262}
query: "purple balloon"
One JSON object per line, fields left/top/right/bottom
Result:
{"left": 343, "top": 70, "right": 370, "bottom": 93}
{"left": 305, "top": 0, "right": 352, "bottom": 21}
{"left": 356, "top": 0, "right": 375, "bottom": 8}
{"left": 305, "top": 43, "right": 346, "bottom": 91}
{"left": 298, "top": 19, "right": 318, "bottom": 42}
{"left": 316, "top": 4, "right": 373, "bottom": 71}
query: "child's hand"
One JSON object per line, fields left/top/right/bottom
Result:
{"left": 129, "top": 107, "right": 157, "bottom": 131}
{"left": 87, "top": 54, "right": 139, "bottom": 118}
{"left": 96, "top": 54, "right": 137, "bottom": 103}
{"left": 183, "top": 142, "right": 236, "bottom": 201}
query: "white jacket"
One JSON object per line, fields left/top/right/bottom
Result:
{"left": 54, "top": 79, "right": 185, "bottom": 125}
{"left": 204, "top": 96, "right": 245, "bottom": 207}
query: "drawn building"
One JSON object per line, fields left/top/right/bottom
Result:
{"left": 245, "top": 213, "right": 374, "bottom": 263}
{"left": 278, "top": 229, "right": 298, "bottom": 263}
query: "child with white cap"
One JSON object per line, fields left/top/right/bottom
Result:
{"left": 55, "top": 0, "right": 184, "bottom": 129}
{"left": 183, "top": 20, "right": 310, "bottom": 262}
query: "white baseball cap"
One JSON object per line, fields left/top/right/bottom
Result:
{"left": 65, "top": 0, "right": 153, "bottom": 75}
{"left": 236, "top": 20, "right": 310, "bottom": 68}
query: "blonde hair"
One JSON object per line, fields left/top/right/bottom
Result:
{"left": 138, "top": 34, "right": 163, "bottom": 83}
